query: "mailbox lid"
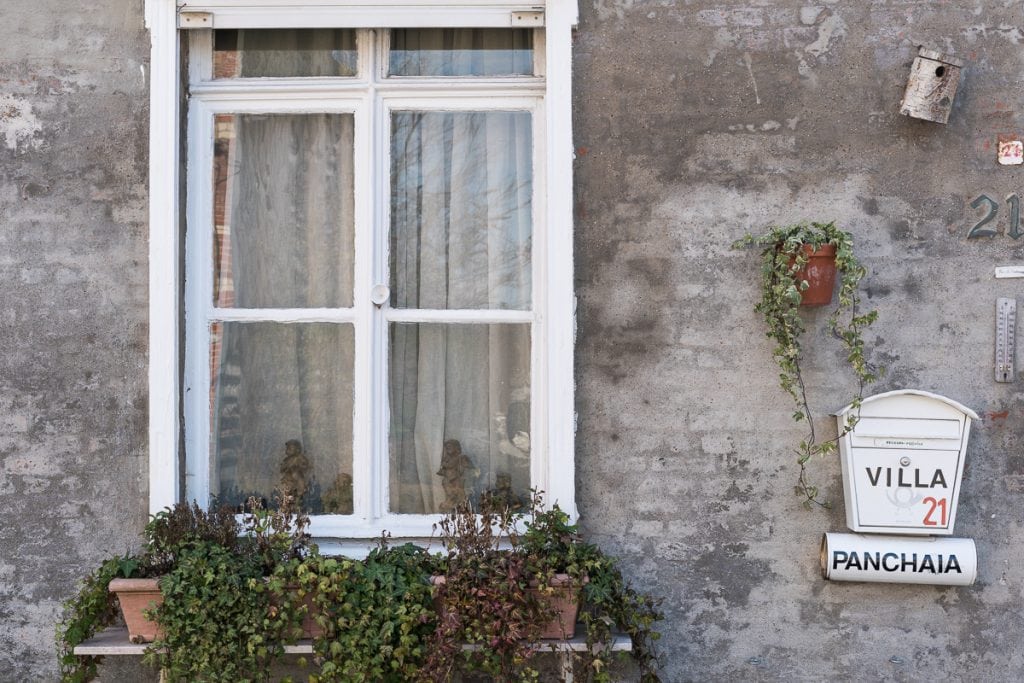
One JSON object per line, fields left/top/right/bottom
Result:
{"left": 849, "top": 416, "right": 963, "bottom": 451}
{"left": 836, "top": 389, "right": 979, "bottom": 422}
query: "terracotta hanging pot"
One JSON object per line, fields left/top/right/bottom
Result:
{"left": 791, "top": 243, "right": 837, "bottom": 306}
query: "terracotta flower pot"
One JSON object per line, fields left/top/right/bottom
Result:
{"left": 271, "top": 584, "right": 324, "bottom": 640}
{"left": 109, "top": 577, "right": 163, "bottom": 643}
{"left": 790, "top": 243, "right": 837, "bottom": 306}
{"left": 528, "top": 574, "right": 585, "bottom": 639}
{"left": 294, "top": 587, "right": 323, "bottom": 639}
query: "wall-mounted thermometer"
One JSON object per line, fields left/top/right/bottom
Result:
{"left": 996, "top": 297, "right": 1016, "bottom": 383}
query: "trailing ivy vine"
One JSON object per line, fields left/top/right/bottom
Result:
{"left": 733, "top": 221, "right": 881, "bottom": 508}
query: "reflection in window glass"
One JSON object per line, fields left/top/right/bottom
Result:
{"left": 390, "top": 111, "right": 532, "bottom": 310}
{"left": 389, "top": 28, "right": 533, "bottom": 76}
{"left": 214, "top": 29, "right": 357, "bottom": 78}
{"left": 210, "top": 322, "right": 355, "bottom": 514}
{"left": 389, "top": 323, "right": 531, "bottom": 514}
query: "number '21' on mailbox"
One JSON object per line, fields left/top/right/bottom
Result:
{"left": 835, "top": 390, "right": 978, "bottom": 536}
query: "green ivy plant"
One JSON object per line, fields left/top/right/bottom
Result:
{"left": 281, "top": 537, "right": 439, "bottom": 682}
{"left": 521, "top": 493, "right": 663, "bottom": 682}
{"left": 732, "top": 221, "right": 881, "bottom": 508}
{"left": 56, "top": 496, "right": 312, "bottom": 683}
{"left": 56, "top": 555, "right": 140, "bottom": 683}
{"left": 144, "top": 495, "right": 313, "bottom": 682}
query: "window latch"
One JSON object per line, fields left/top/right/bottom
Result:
{"left": 371, "top": 284, "right": 390, "bottom": 307}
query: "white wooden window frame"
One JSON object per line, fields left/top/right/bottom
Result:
{"left": 145, "top": 0, "right": 578, "bottom": 542}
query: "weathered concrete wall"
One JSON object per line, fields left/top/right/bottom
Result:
{"left": 575, "top": 0, "right": 1024, "bottom": 680}
{"left": 0, "top": 1, "right": 151, "bottom": 679}
{"left": 6, "top": 0, "right": 1024, "bottom": 681}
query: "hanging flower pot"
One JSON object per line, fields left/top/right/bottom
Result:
{"left": 791, "top": 243, "right": 837, "bottom": 306}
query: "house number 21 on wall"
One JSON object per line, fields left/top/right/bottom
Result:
{"left": 967, "top": 193, "right": 1022, "bottom": 238}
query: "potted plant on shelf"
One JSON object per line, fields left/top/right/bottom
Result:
{"left": 282, "top": 535, "right": 439, "bottom": 682}
{"left": 143, "top": 495, "right": 314, "bottom": 682}
{"left": 423, "top": 492, "right": 664, "bottom": 682}
{"left": 732, "top": 221, "right": 882, "bottom": 508}
{"left": 56, "top": 496, "right": 313, "bottom": 683}
{"left": 520, "top": 492, "right": 664, "bottom": 682}
{"left": 56, "top": 500, "right": 243, "bottom": 682}
{"left": 421, "top": 497, "right": 548, "bottom": 681}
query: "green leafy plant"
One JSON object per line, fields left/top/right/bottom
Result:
{"left": 732, "top": 221, "right": 881, "bottom": 508}
{"left": 145, "top": 494, "right": 312, "bottom": 681}
{"left": 521, "top": 493, "right": 663, "bottom": 682}
{"left": 56, "top": 555, "right": 141, "bottom": 683}
{"left": 56, "top": 502, "right": 244, "bottom": 683}
{"left": 56, "top": 496, "right": 311, "bottom": 683}
{"left": 282, "top": 536, "right": 439, "bottom": 682}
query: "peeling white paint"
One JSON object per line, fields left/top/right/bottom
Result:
{"left": 0, "top": 95, "right": 43, "bottom": 152}
{"left": 800, "top": 6, "right": 823, "bottom": 25}
{"left": 805, "top": 12, "right": 847, "bottom": 58}
{"left": 593, "top": 0, "right": 635, "bottom": 22}
{"left": 794, "top": 50, "right": 819, "bottom": 87}
{"left": 743, "top": 52, "right": 762, "bottom": 105}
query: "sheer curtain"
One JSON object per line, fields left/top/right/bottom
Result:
{"left": 389, "top": 28, "right": 533, "bottom": 76}
{"left": 214, "top": 29, "right": 357, "bottom": 78}
{"left": 389, "top": 111, "right": 533, "bottom": 514}
{"left": 211, "top": 113, "right": 355, "bottom": 512}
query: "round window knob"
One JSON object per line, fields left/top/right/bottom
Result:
{"left": 371, "top": 284, "right": 390, "bottom": 307}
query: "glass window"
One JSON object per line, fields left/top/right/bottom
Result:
{"left": 389, "top": 322, "right": 531, "bottom": 514}
{"left": 390, "top": 111, "right": 532, "bottom": 310}
{"left": 214, "top": 29, "right": 358, "bottom": 78}
{"left": 211, "top": 322, "right": 355, "bottom": 514}
{"left": 212, "top": 113, "right": 356, "bottom": 309}
{"left": 177, "top": 25, "right": 568, "bottom": 536}
{"left": 389, "top": 28, "right": 534, "bottom": 76}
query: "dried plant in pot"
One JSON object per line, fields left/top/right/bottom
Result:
{"left": 732, "top": 221, "right": 882, "bottom": 508}
{"left": 422, "top": 499, "right": 550, "bottom": 681}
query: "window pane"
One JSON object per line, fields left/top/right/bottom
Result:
{"left": 389, "top": 28, "right": 533, "bottom": 76}
{"left": 213, "top": 29, "right": 357, "bottom": 78}
{"left": 389, "top": 323, "right": 531, "bottom": 514}
{"left": 390, "top": 111, "right": 532, "bottom": 310}
{"left": 213, "top": 113, "right": 355, "bottom": 309}
{"left": 210, "top": 322, "right": 354, "bottom": 514}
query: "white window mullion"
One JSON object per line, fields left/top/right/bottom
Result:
{"left": 370, "top": 42, "right": 391, "bottom": 524}
{"left": 544, "top": 3, "right": 577, "bottom": 518}
{"left": 530, "top": 98, "right": 548, "bottom": 502}
{"left": 210, "top": 308, "right": 358, "bottom": 323}
{"left": 350, "top": 92, "right": 375, "bottom": 526}
{"left": 184, "top": 100, "right": 215, "bottom": 507}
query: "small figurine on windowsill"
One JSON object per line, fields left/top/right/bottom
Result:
{"left": 436, "top": 439, "right": 476, "bottom": 511}
{"left": 279, "top": 439, "right": 311, "bottom": 502}
{"left": 481, "top": 471, "right": 523, "bottom": 512}
{"left": 322, "top": 472, "right": 354, "bottom": 514}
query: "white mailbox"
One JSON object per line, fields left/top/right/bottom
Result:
{"left": 835, "top": 390, "right": 978, "bottom": 536}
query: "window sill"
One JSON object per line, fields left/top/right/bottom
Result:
{"left": 73, "top": 626, "right": 633, "bottom": 656}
